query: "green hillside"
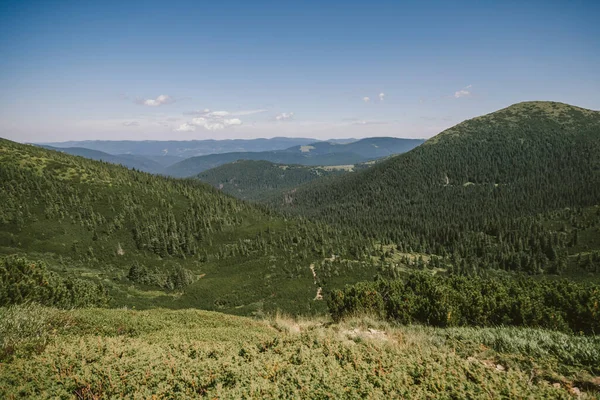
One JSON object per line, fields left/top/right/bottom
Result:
{"left": 2, "top": 305, "right": 598, "bottom": 398}
{"left": 0, "top": 138, "right": 379, "bottom": 315}
{"left": 197, "top": 160, "right": 350, "bottom": 201}
{"left": 164, "top": 137, "right": 424, "bottom": 178}
{"left": 279, "top": 102, "right": 600, "bottom": 277}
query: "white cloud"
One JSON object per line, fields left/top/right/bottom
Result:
{"left": 136, "top": 94, "right": 175, "bottom": 107}
{"left": 191, "top": 116, "right": 243, "bottom": 131}
{"left": 379, "top": 92, "right": 385, "bottom": 101}
{"left": 177, "top": 108, "right": 264, "bottom": 131}
{"left": 224, "top": 118, "right": 242, "bottom": 126}
{"left": 122, "top": 121, "right": 140, "bottom": 127}
{"left": 174, "top": 123, "right": 196, "bottom": 132}
{"left": 363, "top": 97, "right": 370, "bottom": 103}
{"left": 454, "top": 85, "right": 472, "bottom": 98}
{"left": 275, "top": 112, "right": 294, "bottom": 121}
{"left": 207, "top": 110, "right": 230, "bottom": 117}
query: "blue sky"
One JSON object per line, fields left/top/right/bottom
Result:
{"left": 1, "top": 0, "right": 598, "bottom": 142}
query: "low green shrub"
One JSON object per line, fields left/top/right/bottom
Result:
{"left": 0, "top": 303, "right": 60, "bottom": 360}
{"left": 0, "top": 255, "right": 110, "bottom": 308}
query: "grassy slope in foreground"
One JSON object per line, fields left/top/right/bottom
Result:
{"left": 1, "top": 305, "right": 598, "bottom": 398}
{"left": 0, "top": 138, "right": 376, "bottom": 315}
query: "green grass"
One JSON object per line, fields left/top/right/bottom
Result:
{"left": 1, "top": 305, "right": 598, "bottom": 398}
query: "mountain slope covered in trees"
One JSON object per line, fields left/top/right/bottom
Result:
{"left": 0, "top": 139, "right": 380, "bottom": 315}
{"left": 279, "top": 102, "right": 600, "bottom": 277}
{"left": 197, "top": 160, "right": 350, "bottom": 201}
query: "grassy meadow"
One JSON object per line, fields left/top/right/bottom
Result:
{"left": 1, "top": 304, "right": 599, "bottom": 399}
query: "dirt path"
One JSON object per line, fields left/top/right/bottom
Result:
{"left": 309, "top": 263, "right": 322, "bottom": 301}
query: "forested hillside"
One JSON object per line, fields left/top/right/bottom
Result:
{"left": 279, "top": 102, "right": 600, "bottom": 277}
{"left": 0, "top": 138, "right": 380, "bottom": 315}
{"left": 197, "top": 160, "right": 349, "bottom": 201}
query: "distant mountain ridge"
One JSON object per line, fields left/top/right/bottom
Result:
{"left": 165, "top": 137, "right": 424, "bottom": 177}
{"left": 39, "top": 137, "right": 322, "bottom": 158}
{"left": 284, "top": 137, "right": 424, "bottom": 159}
{"left": 38, "top": 145, "right": 171, "bottom": 174}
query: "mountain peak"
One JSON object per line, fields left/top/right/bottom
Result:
{"left": 425, "top": 101, "right": 599, "bottom": 145}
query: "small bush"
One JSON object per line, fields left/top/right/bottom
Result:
{"left": 0, "top": 303, "right": 59, "bottom": 360}
{"left": 127, "top": 262, "right": 196, "bottom": 290}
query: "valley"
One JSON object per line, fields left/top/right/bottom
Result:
{"left": 2, "top": 101, "right": 599, "bottom": 397}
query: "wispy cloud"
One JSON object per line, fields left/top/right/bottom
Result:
{"left": 275, "top": 112, "right": 294, "bottom": 121}
{"left": 454, "top": 85, "right": 472, "bottom": 98}
{"left": 136, "top": 94, "right": 175, "bottom": 107}
{"left": 232, "top": 109, "right": 268, "bottom": 116}
{"left": 122, "top": 121, "right": 140, "bottom": 127}
{"left": 184, "top": 108, "right": 267, "bottom": 117}
{"left": 351, "top": 120, "right": 389, "bottom": 126}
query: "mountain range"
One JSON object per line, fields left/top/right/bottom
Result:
{"left": 164, "top": 137, "right": 424, "bottom": 177}
{"left": 39, "top": 137, "right": 321, "bottom": 158}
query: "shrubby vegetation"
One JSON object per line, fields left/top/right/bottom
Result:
{"left": 328, "top": 273, "right": 600, "bottom": 334}
{"left": 0, "top": 255, "right": 109, "bottom": 308}
{"left": 127, "top": 262, "right": 196, "bottom": 290}
{"left": 1, "top": 307, "right": 598, "bottom": 398}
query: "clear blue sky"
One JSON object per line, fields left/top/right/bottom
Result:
{"left": 1, "top": 0, "right": 598, "bottom": 142}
